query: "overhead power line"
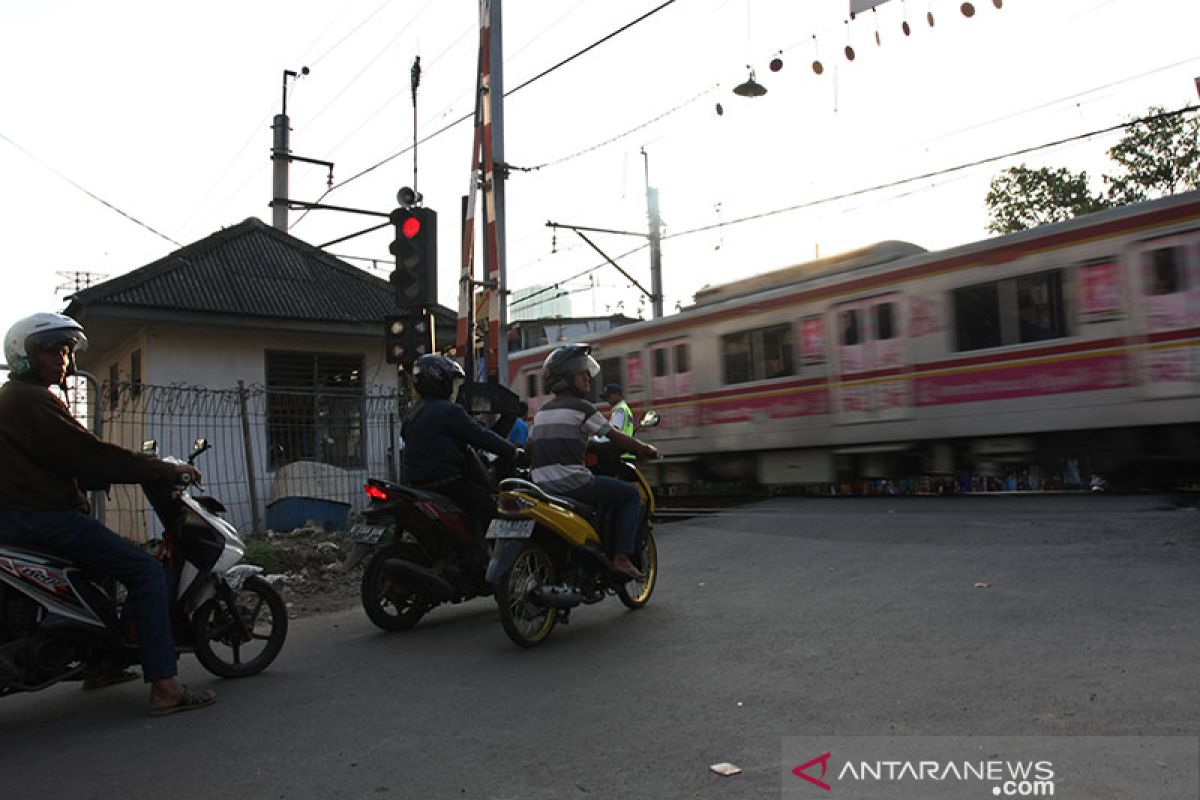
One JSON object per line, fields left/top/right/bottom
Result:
{"left": 510, "top": 104, "right": 1200, "bottom": 309}
{"left": 1, "top": 131, "right": 182, "bottom": 248}
{"left": 304, "top": 0, "right": 680, "bottom": 204}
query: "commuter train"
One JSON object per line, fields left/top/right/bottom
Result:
{"left": 507, "top": 191, "right": 1200, "bottom": 492}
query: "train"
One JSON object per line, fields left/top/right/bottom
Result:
{"left": 506, "top": 190, "right": 1200, "bottom": 493}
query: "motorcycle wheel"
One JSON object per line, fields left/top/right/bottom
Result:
{"left": 193, "top": 575, "right": 288, "bottom": 678}
{"left": 496, "top": 542, "right": 557, "bottom": 648}
{"left": 361, "top": 543, "right": 431, "bottom": 632}
{"left": 617, "top": 529, "right": 658, "bottom": 609}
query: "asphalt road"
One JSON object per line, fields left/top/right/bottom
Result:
{"left": 1, "top": 494, "right": 1198, "bottom": 799}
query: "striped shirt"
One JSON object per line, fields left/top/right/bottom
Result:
{"left": 528, "top": 395, "right": 609, "bottom": 492}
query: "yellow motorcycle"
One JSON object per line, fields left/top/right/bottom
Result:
{"left": 485, "top": 412, "right": 659, "bottom": 647}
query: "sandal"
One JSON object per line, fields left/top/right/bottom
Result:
{"left": 148, "top": 686, "right": 217, "bottom": 716}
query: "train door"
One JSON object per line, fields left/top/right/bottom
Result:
{"left": 833, "top": 294, "right": 910, "bottom": 423}
{"left": 1131, "top": 233, "right": 1200, "bottom": 398}
{"left": 649, "top": 338, "right": 695, "bottom": 436}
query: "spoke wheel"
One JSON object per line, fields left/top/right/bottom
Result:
{"left": 193, "top": 575, "right": 288, "bottom": 678}
{"left": 496, "top": 543, "right": 557, "bottom": 648}
{"left": 361, "top": 542, "right": 431, "bottom": 632}
{"left": 617, "top": 529, "right": 657, "bottom": 609}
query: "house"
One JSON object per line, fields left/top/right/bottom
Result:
{"left": 64, "top": 216, "right": 455, "bottom": 538}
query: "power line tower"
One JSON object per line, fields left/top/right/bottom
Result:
{"left": 56, "top": 270, "right": 109, "bottom": 298}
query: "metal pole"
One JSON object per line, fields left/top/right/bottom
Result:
{"left": 237, "top": 380, "right": 262, "bottom": 534}
{"left": 411, "top": 56, "right": 421, "bottom": 195}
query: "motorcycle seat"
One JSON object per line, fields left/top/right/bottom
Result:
{"left": 0, "top": 543, "right": 74, "bottom": 569}
{"left": 498, "top": 478, "right": 594, "bottom": 518}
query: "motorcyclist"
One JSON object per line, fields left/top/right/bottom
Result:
{"left": 0, "top": 313, "right": 214, "bottom": 715}
{"left": 401, "top": 354, "right": 518, "bottom": 538}
{"left": 527, "top": 344, "right": 657, "bottom": 580}
{"left": 602, "top": 382, "right": 636, "bottom": 463}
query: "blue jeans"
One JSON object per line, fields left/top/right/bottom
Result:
{"left": 564, "top": 476, "right": 642, "bottom": 555}
{"left": 0, "top": 509, "right": 177, "bottom": 682}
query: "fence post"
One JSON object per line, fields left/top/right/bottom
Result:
{"left": 78, "top": 371, "right": 107, "bottom": 526}
{"left": 387, "top": 412, "right": 397, "bottom": 482}
{"left": 237, "top": 381, "right": 263, "bottom": 534}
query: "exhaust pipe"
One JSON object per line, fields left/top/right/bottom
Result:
{"left": 530, "top": 584, "right": 582, "bottom": 609}
{"left": 382, "top": 559, "right": 457, "bottom": 602}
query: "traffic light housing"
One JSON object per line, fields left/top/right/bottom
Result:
{"left": 388, "top": 206, "right": 437, "bottom": 308}
{"left": 383, "top": 313, "right": 433, "bottom": 368}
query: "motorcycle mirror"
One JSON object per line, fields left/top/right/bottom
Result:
{"left": 192, "top": 437, "right": 208, "bottom": 453}
{"left": 142, "top": 439, "right": 158, "bottom": 455}
{"left": 639, "top": 410, "right": 660, "bottom": 428}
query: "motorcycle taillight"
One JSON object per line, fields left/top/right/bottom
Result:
{"left": 364, "top": 483, "right": 389, "bottom": 502}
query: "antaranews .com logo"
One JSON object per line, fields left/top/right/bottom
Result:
{"left": 791, "top": 751, "right": 1055, "bottom": 796}
{"left": 781, "top": 737, "right": 1199, "bottom": 800}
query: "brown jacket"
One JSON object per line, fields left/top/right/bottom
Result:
{"left": 0, "top": 379, "right": 177, "bottom": 513}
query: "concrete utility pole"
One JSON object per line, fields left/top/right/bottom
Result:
{"left": 270, "top": 67, "right": 336, "bottom": 232}
{"left": 644, "top": 148, "right": 664, "bottom": 319}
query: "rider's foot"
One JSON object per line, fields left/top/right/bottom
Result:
{"left": 148, "top": 676, "right": 216, "bottom": 716}
{"left": 612, "top": 553, "right": 645, "bottom": 581}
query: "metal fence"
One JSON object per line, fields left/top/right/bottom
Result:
{"left": 94, "top": 381, "right": 404, "bottom": 541}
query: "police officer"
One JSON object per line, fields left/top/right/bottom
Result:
{"left": 602, "top": 383, "right": 635, "bottom": 461}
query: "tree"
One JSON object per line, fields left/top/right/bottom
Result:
{"left": 985, "top": 106, "right": 1200, "bottom": 234}
{"left": 985, "top": 165, "right": 1109, "bottom": 235}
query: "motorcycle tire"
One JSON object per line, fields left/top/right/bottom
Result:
{"left": 361, "top": 542, "right": 431, "bottom": 632}
{"left": 193, "top": 575, "right": 288, "bottom": 678}
{"left": 617, "top": 529, "right": 658, "bottom": 609}
{"left": 496, "top": 542, "right": 557, "bottom": 648}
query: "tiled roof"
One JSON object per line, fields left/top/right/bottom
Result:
{"left": 65, "top": 217, "right": 403, "bottom": 323}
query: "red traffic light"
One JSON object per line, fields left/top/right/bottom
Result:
{"left": 400, "top": 216, "right": 421, "bottom": 239}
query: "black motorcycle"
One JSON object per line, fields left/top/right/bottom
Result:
{"left": 0, "top": 437, "right": 288, "bottom": 696}
{"left": 345, "top": 382, "right": 523, "bottom": 632}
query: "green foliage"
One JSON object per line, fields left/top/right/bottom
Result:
{"left": 985, "top": 106, "right": 1200, "bottom": 234}
{"left": 243, "top": 539, "right": 309, "bottom": 574}
{"left": 985, "top": 165, "right": 1110, "bottom": 234}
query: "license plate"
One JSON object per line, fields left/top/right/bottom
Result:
{"left": 346, "top": 523, "right": 387, "bottom": 544}
{"left": 486, "top": 518, "right": 535, "bottom": 539}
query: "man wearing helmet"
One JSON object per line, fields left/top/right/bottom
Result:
{"left": 0, "top": 313, "right": 215, "bottom": 715}
{"left": 402, "top": 353, "right": 518, "bottom": 538}
{"left": 528, "top": 344, "right": 657, "bottom": 580}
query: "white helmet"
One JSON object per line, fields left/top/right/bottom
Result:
{"left": 4, "top": 312, "right": 88, "bottom": 377}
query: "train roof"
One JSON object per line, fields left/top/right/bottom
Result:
{"left": 689, "top": 240, "right": 927, "bottom": 309}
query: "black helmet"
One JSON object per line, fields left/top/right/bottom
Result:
{"left": 602, "top": 383, "right": 622, "bottom": 398}
{"left": 412, "top": 354, "right": 465, "bottom": 399}
{"left": 542, "top": 343, "right": 600, "bottom": 396}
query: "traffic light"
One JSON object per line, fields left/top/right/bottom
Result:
{"left": 383, "top": 313, "right": 433, "bottom": 368}
{"left": 388, "top": 206, "right": 437, "bottom": 308}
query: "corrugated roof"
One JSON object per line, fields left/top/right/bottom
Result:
{"left": 65, "top": 217, "right": 400, "bottom": 323}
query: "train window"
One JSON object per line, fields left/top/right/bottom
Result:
{"left": 1016, "top": 271, "right": 1067, "bottom": 343}
{"left": 721, "top": 324, "right": 794, "bottom": 384}
{"left": 1146, "top": 246, "right": 1186, "bottom": 295}
{"left": 953, "top": 269, "right": 1067, "bottom": 351}
{"left": 722, "top": 332, "right": 753, "bottom": 384}
{"left": 840, "top": 309, "right": 862, "bottom": 346}
{"left": 874, "top": 303, "right": 896, "bottom": 340}
{"left": 597, "top": 357, "right": 621, "bottom": 390}
{"left": 953, "top": 283, "right": 1002, "bottom": 351}
{"left": 674, "top": 343, "right": 689, "bottom": 374}
{"left": 653, "top": 349, "right": 668, "bottom": 378}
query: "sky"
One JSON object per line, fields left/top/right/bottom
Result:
{"left": 2, "top": 0, "right": 1198, "bottom": 346}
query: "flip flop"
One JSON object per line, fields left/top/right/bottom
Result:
{"left": 148, "top": 686, "right": 216, "bottom": 716}
{"left": 82, "top": 668, "right": 140, "bottom": 690}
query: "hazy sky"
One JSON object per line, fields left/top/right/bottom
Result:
{"left": 2, "top": 0, "right": 1198, "bottom": 340}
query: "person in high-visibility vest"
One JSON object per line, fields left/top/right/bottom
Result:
{"left": 602, "top": 383, "right": 636, "bottom": 461}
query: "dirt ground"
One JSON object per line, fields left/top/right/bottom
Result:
{"left": 251, "top": 529, "right": 367, "bottom": 619}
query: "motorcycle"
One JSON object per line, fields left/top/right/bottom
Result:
{"left": 345, "top": 381, "right": 523, "bottom": 632}
{"left": 486, "top": 410, "right": 660, "bottom": 648}
{"left": 0, "top": 437, "right": 288, "bottom": 696}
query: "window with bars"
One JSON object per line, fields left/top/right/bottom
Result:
{"left": 265, "top": 351, "right": 365, "bottom": 469}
